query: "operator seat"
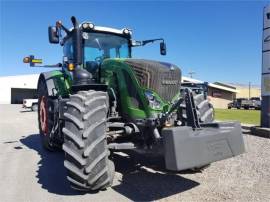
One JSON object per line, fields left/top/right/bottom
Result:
{"left": 85, "top": 61, "right": 99, "bottom": 74}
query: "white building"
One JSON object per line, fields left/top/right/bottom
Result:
{"left": 0, "top": 74, "right": 238, "bottom": 108}
{"left": 0, "top": 74, "right": 39, "bottom": 104}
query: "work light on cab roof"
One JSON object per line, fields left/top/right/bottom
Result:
{"left": 82, "top": 22, "right": 95, "bottom": 30}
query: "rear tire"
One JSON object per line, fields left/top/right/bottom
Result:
{"left": 63, "top": 90, "right": 115, "bottom": 191}
{"left": 38, "top": 79, "right": 58, "bottom": 151}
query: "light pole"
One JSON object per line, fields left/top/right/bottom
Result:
{"left": 261, "top": 5, "right": 270, "bottom": 128}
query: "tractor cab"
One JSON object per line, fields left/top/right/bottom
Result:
{"left": 47, "top": 18, "right": 167, "bottom": 88}
{"left": 62, "top": 23, "right": 132, "bottom": 77}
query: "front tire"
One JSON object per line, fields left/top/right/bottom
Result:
{"left": 180, "top": 91, "right": 213, "bottom": 171}
{"left": 62, "top": 90, "right": 114, "bottom": 191}
{"left": 193, "top": 93, "right": 214, "bottom": 123}
{"left": 180, "top": 92, "right": 214, "bottom": 125}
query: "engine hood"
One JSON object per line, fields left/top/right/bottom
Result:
{"left": 123, "top": 59, "right": 182, "bottom": 101}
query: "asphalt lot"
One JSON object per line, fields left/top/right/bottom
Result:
{"left": 0, "top": 105, "right": 269, "bottom": 202}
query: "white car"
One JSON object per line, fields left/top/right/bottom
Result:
{"left": 22, "top": 99, "right": 38, "bottom": 111}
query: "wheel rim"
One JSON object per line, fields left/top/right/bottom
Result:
{"left": 40, "top": 96, "right": 48, "bottom": 135}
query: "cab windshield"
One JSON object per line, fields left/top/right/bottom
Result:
{"left": 83, "top": 32, "right": 130, "bottom": 64}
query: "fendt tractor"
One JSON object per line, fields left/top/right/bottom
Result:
{"left": 24, "top": 17, "right": 245, "bottom": 191}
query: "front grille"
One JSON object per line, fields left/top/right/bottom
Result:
{"left": 124, "top": 59, "right": 182, "bottom": 101}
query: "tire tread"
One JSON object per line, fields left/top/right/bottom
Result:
{"left": 62, "top": 90, "right": 114, "bottom": 191}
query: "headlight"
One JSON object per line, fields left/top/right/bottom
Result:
{"left": 145, "top": 90, "right": 161, "bottom": 109}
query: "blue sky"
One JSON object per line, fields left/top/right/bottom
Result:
{"left": 0, "top": 1, "right": 268, "bottom": 85}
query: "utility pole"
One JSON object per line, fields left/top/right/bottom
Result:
{"left": 188, "top": 71, "right": 195, "bottom": 78}
{"left": 261, "top": 5, "right": 270, "bottom": 128}
{"left": 249, "top": 82, "right": 251, "bottom": 99}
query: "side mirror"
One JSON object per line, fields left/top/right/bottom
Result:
{"left": 160, "top": 42, "right": 167, "bottom": 55}
{"left": 48, "top": 26, "right": 59, "bottom": 44}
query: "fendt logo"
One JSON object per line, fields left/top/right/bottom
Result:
{"left": 162, "top": 79, "right": 179, "bottom": 85}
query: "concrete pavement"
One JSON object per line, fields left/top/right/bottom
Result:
{"left": 0, "top": 105, "right": 269, "bottom": 201}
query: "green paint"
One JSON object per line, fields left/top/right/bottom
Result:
{"left": 46, "top": 70, "right": 72, "bottom": 96}
{"left": 42, "top": 59, "right": 179, "bottom": 120}
{"left": 101, "top": 59, "right": 175, "bottom": 119}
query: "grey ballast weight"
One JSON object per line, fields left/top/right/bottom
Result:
{"left": 163, "top": 121, "right": 245, "bottom": 171}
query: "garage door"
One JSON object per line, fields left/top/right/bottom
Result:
{"left": 11, "top": 88, "right": 37, "bottom": 104}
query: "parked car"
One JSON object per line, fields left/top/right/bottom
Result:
{"left": 241, "top": 97, "right": 261, "bottom": 110}
{"left": 228, "top": 97, "right": 261, "bottom": 110}
{"left": 251, "top": 97, "right": 261, "bottom": 110}
{"left": 228, "top": 98, "right": 247, "bottom": 109}
{"left": 22, "top": 99, "right": 38, "bottom": 111}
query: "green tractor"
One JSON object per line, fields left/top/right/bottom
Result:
{"left": 24, "top": 17, "right": 245, "bottom": 191}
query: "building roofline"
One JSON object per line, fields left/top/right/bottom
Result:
{"left": 0, "top": 74, "right": 40, "bottom": 79}
{"left": 208, "top": 83, "right": 238, "bottom": 93}
{"left": 182, "top": 76, "right": 238, "bottom": 93}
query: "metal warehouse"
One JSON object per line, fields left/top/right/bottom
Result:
{"left": 0, "top": 74, "right": 39, "bottom": 104}
{"left": 0, "top": 74, "right": 239, "bottom": 108}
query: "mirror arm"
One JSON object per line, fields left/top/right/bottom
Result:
{"left": 31, "top": 63, "right": 62, "bottom": 68}
{"left": 56, "top": 24, "right": 71, "bottom": 42}
{"left": 142, "top": 38, "right": 164, "bottom": 46}
{"left": 59, "top": 24, "right": 70, "bottom": 35}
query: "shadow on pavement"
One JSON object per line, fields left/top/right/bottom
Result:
{"left": 20, "top": 134, "right": 199, "bottom": 199}
{"left": 20, "top": 134, "right": 84, "bottom": 196}
{"left": 20, "top": 110, "right": 35, "bottom": 113}
{"left": 111, "top": 151, "right": 200, "bottom": 201}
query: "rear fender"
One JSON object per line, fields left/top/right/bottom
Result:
{"left": 38, "top": 70, "right": 71, "bottom": 97}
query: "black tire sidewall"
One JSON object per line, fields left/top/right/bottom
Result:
{"left": 38, "top": 79, "right": 55, "bottom": 150}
